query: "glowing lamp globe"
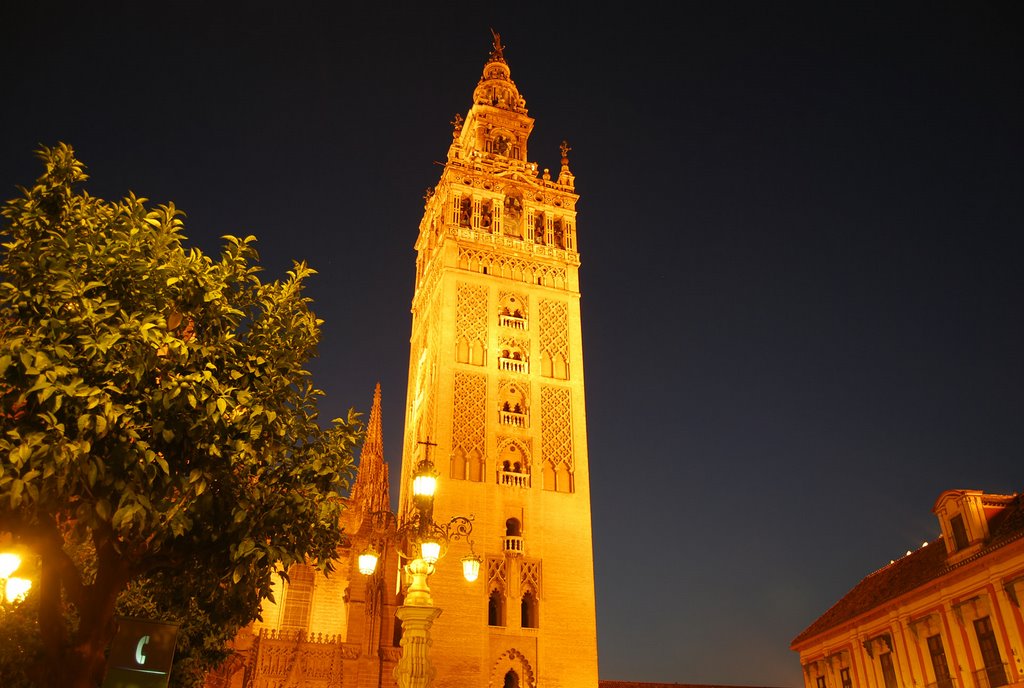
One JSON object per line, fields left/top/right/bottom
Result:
{"left": 412, "top": 460, "right": 438, "bottom": 498}
{"left": 420, "top": 540, "right": 441, "bottom": 564}
{"left": 462, "top": 554, "right": 481, "bottom": 582}
{"left": 0, "top": 553, "right": 20, "bottom": 579}
{"left": 5, "top": 577, "right": 31, "bottom": 603}
{"left": 358, "top": 547, "right": 380, "bottom": 576}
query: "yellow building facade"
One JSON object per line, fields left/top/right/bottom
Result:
{"left": 792, "top": 489, "right": 1024, "bottom": 688}
{"left": 394, "top": 32, "right": 599, "bottom": 688}
{"left": 206, "top": 34, "right": 599, "bottom": 688}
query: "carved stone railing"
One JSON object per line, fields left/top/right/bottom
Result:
{"left": 504, "top": 536, "right": 524, "bottom": 555}
{"left": 498, "top": 357, "right": 527, "bottom": 374}
{"left": 499, "top": 410, "right": 526, "bottom": 427}
{"left": 499, "top": 471, "right": 530, "bottom": 488}
{"left": 499, "top": 314, "right": 527, "bottom": 330}
{"left": 451, "top": 226, "right": 579, "bottom": 265}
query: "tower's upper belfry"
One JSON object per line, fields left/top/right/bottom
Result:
{"left": 414, "top": 32, "right": 579, "bottom": 317}
{"left": 472, "top": 29, "right": 529, "bottom": 115}
{"left": 438, "top": 29, "right": 575, "bottom": 197}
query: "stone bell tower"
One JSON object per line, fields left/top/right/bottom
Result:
{"left": 397, "top": 31, "right": 599, "bottom": 688}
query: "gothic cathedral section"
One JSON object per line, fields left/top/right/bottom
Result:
{"left": 398, "top": 35, "right": 599, "bottom": 688}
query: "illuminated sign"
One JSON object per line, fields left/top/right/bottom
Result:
{"left": 101, "top": 617, "right": 179, "bottom": 688}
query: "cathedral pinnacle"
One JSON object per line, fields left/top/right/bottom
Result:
{"left": 350, "top": 383, "right": 390, "bottom": 515}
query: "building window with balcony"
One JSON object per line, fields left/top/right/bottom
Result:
{"left": 499, "top": 401, "right": 527, "bottom": 428}
{"left": 503, "top": 518, "right": 524, "bottom": 555}
{"left": 499, "top": 311, "right": 526, "bottom": 329}
{"left": 498, "top": 348, "right": 528, "bottom": 374}
{"left": 497, "top": 441, "right": 530, "bottom": 488}
{"left": 498, "top": 381, "right": 528, "bottom": 428}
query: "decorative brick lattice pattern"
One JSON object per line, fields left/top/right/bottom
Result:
{"left": 424, "top": 293, "right": 441, "bottom": 435}
{"left": 412, "top": 253, "right": 442, "bottom": 313}
{"left": 539, "top": 299, "right": 568, "bottom": 361}
{"left": 458, "top": 246, "right": 567, "bottom": 286}
{"left": 540, "top": 386, "right": 573, "bottom": 469}
{"left": 521, "top": 560, "right": 542, "bottom": 596}
{"left": 487, "top": 556, "right": 507, "bottom": 590}
{"left": 452, "top": 372, "right": 486, "bottom": 456}
{"left": 456, "top": 282, "right": 488, "bottom": 343}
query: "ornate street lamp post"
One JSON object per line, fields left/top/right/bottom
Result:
{"left": 358, "top": 451, "right": 480, "bottom": 688}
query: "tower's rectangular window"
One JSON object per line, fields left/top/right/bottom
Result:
{"left": 840, "top": 668, "right": 852, "bottom": 688}
{"left": 816, "top": 677, "right": 826, "bottom": 688}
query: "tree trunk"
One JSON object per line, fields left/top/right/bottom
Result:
{"left": 34, "top": 536, "right": 130, "bottom": 688}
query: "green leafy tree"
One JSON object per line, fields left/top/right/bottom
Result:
{"left": 0, "top": 145, "right": 359, "bottom": 688}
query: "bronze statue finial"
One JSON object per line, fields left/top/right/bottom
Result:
{"left": 490, "top": 28, "right": 505, "bottom": 61}
{"left": 560, "top": 140, "right": 572, "bottom": 161}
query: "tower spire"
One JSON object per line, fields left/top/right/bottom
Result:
{"left": 350, "top": 383, "right": 389, "bottom": 515}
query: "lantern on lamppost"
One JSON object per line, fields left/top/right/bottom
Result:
{"left": 0, "top": 550, "right": 32, "bottom": 605}
{"left": 358, "top": 449, "right": 480, "bottom": 688}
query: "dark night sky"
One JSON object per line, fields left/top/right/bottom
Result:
{"left": 2, "top": 2, "right": 1022, "bottom": 685}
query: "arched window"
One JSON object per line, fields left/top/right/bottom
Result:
{"left": 521, "top": 591, "right": 538, "bottom": 628}
{"left": 451, "top": 449, "right": 467, "bottom": 480}
{"left": 505, "top": 518, "right": 521, "bottom": 537}
{"left": 467, "top": 449, "right": 483, "bottom": 482}
{"left": 504, "top": 670, "right": 520, "bottom": 688}
{"left": 488, "top": 589, "right": 505, "bottom": 626}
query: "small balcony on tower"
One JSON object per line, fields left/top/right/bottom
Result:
{"left": 498, "top": 459, "right": 530, "bottom": 488}
{"left": 499, "top": 313, "right": 527, "bottom": 330}
{"left": 499, "top": 399, "right": 527, "bottom": 428}
{"left": 504, "top": 518, "right": 524, "bottom": 556}
{"left": 498, "top": 348, "right": 528, "bottom": 374}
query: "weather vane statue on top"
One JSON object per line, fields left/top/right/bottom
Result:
{"left": 489, "top": 28, "right": 505, "bottom": 62}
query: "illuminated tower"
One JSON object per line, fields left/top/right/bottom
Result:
{"left": 398, "top": 32, "right": 598, "bottom": 688}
